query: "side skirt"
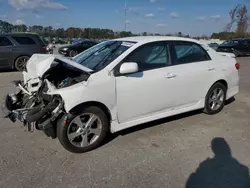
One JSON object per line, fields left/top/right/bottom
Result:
{"left": 110, "top": 99, "right": 205, "bottom": 133}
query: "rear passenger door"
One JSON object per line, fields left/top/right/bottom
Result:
{"left": 0, "top": 37, "right": 14, "bottom": 68}
{"left": 165, "top": 41, "right": 215, "bottom": 109}
{"left": 11, "top": 36, "right": 40, "bottom": 55}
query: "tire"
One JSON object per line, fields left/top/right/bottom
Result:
{"left": 57, "top": 106, "right": 109, "bottom": 153}
{"left": 203, "top": 82, "right": 227, "bottom": 115}
{"left": 69, "top": 50, "right": 78, "bottom": 57}
{"left": 233, "top": 50, "right": 240, "bottom": 57}
{"left": 14, "top": 56, "right": 30, "bottom": 71}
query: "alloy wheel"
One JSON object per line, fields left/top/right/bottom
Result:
{"left": 15, "top": 56, "right": 29, "bottom": 71}
{"left": 208, "top": 88, "right": 225, "bottom": 111}
{"left": 67, "top": 113, "right": 102, "bottom": 148}
{"left": 70, "top": 50, "right": 78, "bottom": 57}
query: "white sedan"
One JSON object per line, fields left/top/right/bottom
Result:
{"left": 3, "top": 36, "right": 239, "bottom": 153}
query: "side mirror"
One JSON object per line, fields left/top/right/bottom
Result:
{"left": 119, "top": 62, "right": 139, "bottom": 75}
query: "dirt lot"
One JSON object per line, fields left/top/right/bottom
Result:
{"left": 0, "top": 57, "right": 250, "bottom": 188}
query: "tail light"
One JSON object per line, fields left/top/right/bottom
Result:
{"left": 41, "top": 46, "right": 46, "bottom": 52}
{"left": 235, "top": 63, "right": 240, "bottom": 70}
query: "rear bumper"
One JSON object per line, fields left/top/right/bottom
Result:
{"left": 226, "top": 86, "right": 239, "bottom": 100}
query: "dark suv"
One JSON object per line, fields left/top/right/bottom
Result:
{"left": 216, "top": 38, "right": 250, "bottom": 57}
{"left": 0, "top": 33, "right": 47, "bottom": 71}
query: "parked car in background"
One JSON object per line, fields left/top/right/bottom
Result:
{"left": 3, "top": 36, "right": 239, "bottom": 153}
{"left": 58, "top": 40, "right": 98, "bottom": 57}
{"left": 208, "top": 42, "right": 219, "bottom": 49}
{"left": 0, "top": 33, "right": 47, "bottom": 71}
{"left": 216, "top": 38, "right": 250, "bottom": 57}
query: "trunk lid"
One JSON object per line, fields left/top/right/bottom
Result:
{"left": 217, "top": 52, "right": 236, "bottom": 58}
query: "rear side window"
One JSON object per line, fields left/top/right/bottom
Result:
{"left": 241, "top": 39, "right": 250, "bottom": 45}
{"left": 12, "top": 37, "right": 36, "bottom": 45}
{"left": 172, "top": 42, "right": 211, "bottom": 65}
{"left": 0, "top": 37, "right": 12, "bottom": 46}
{"left": 36, "top": 35, "right": 46, "bottom": 46}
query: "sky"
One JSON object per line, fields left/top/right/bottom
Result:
{"left": 0, "top": 0, "right": 249, "bottom": 36}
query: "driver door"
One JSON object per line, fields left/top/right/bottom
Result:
{"left": 114, "top": 41, "right": 177, "bottom": 123}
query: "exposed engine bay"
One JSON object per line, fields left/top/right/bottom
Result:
{"left": 2, "top": 55, "right": 91, "bottom": 139}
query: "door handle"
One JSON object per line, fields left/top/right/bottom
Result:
{"left": 207, "top": 68, "right": 215, "bottom": 71}
{"left": 165, "top": 73, "right": 177, "bottom": 79}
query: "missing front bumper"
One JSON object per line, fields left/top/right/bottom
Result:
{"left": 1, "top": 94, "right": 32, "bottom": 123}
{"left": 1, "top": 92, "right": 65, "bottom": 138}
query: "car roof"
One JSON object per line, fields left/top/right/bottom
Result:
{"left": 114, "top": 36, "right": 202, "bottom": 44}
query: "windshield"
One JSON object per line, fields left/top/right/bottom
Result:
{"left": 73, "top": 40, "right": 136, "bottom": 71}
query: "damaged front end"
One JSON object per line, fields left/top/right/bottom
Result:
{"left": 2, "top": 80, "right": 64, "bottom": 138}
{"left": 1, "top": 54, "right": 91, "bottom": 139}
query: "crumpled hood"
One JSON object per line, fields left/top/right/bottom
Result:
{"left": 24, "top": 54, "right": 93, "bottom": 80}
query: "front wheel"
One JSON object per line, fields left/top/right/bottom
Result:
{"left": 57, "top": 106, "right": 109, "bottom": 153}
{"left": 203, "top": 82, "right": 227, "bottom": 115}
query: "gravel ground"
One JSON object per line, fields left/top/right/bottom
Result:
{"left": 0, "top": 57, "right": 249, "bottom": 188}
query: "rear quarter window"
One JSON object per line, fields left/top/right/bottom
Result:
{"left": 172, "top": 42, "right": 211, "bottom": 65}
{"left": 35, "top": 35, "right": 46, "bottom": 46}
{"left": 12, "top": 36, "right": 36, "bottom": 45}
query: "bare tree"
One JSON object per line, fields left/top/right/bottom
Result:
{"left": 224, "top": 4, "right": 241, "bottom": 32}
{"left": 236, "top": 5, "right": 248, "bottom": 33}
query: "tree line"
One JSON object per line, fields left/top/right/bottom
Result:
{"left": 211, "top": 4, "right": 250, "bottom": 40}
{"left": 0, "top": 19, "right": 191, "bottom": 40}
{"left": 0, "top": 20, "right": 136, "bottom": 39}
{"left": 1, "top": 4, "right": 248, "bottom": 41}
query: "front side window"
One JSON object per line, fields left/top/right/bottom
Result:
{"left": 73, "top": 40, "right": 136, "bottom": 71}
{"left": 12, "top": 37, "right": 36, "bottom": 45}
{"left": 124, "top": 42, "right": 169, "bottom": 71}
{"left": 0, "top": 37, "right": 13, "bottom": 46}
{"left": 173, "top": 42, "right": 211, "bottom": 65}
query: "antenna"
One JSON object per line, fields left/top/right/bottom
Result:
{"left": 124, "top": 0, "right": 127, "bottom": 31}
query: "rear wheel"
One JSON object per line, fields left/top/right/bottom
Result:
{"left": 14, "top": 56, "right": 30, "bottom": 71}
{"left": 203, "top": 82, "right": 227, "bottom": 115}
{"left": 233, "top": 50, "right": 240, "bottom": 57}
{"left": 69, "top": 50, "right": 78, "bottom": 57}
{"left": 57, "top": 106, "right": 109, "bottom": 153}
